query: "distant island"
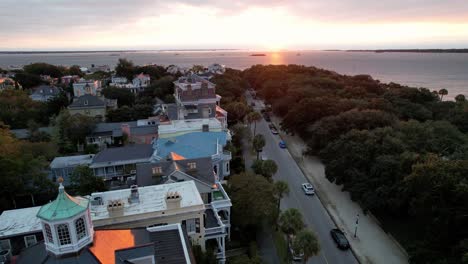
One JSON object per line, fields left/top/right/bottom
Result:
{"left": 346, "top": 49, "right": 468, "bottom": 53}
{"left": 250, "top": 53, "right": 266, "bottom": 56}
{"left": 0, "top": 48, "right": 240, "bottom": 54}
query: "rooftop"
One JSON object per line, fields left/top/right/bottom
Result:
{"left": 50, "top": 154, "right": 95, "bottom": 169}
{"left": 69, "top": 94, "right": 105, "bottom": 108}
{"left": 37, "top": 184, "right": 89, "bottom": 221}
{"left": 158, "top": 118, "right": 222, "bottom": 138}
{"left": 0, "top": 206, "right": 42, "bottom": 238}
{"left": 90, "top": 181, "right": 204, "bottom": 221}
{"left": 153, "top": 131, "right": 228, "bottom": 160}
{"left": 91, "top": 144, "right": 154, "bottom": 167}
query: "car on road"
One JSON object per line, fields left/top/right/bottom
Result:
{"left": 261, "top": 153, "right": 268, "bottom": 161}
{"left": 288, "top": 235, "right": 304, "bottom": 261}
{"left": 330, "top": 228, "right": 350, "bottom": 250}
{"left": 302, "top": 183, "right": 315, "bottom": 195}
{"left": 269, "top": 124, "right": 279, "bottom": 134}
{"left": 279, "top": 140, "right": 286, "bottom": 148}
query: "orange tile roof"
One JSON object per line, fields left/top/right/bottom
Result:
{"left": 89, "top": 230, "right": 137, "bottom": 264}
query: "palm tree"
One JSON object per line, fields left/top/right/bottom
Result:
{"left": 247, "top": 111, "right": 262, "bottom": 136}
{"left": 274, "top": 181, "right": 289, "bottom": 229}
{"left": 438, "top": 89, "right": 448, "bottom": 101}
{"left": 279, "top": 208, "right": 304, "bottom": 236}
{"left": 252, "top": 134, "right": 265, "bottom": 160}
{"left": 292, "top": 229, "right": 320, "bottom": 264}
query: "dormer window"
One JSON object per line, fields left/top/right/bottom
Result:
{"left": 152, "top": 166, "right": 162, "bottom": 174}
{"left": 84, "top": 100, "right": 88, "bottom": 106}
{"left": 188, "top": 162, "right": 196, "bottom": 170}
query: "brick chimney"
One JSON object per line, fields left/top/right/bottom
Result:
{"left": 165, "top": 191, "right": 182, "bottom": 210}
{"left": 121, "top": 124, "right": 131, "bottom": 137}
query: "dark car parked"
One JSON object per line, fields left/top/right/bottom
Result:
{"left": 330, "top": 229, "right": 350, "bottom": 250}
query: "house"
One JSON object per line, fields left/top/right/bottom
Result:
{"left": 68, "top": 94, "right": 106, "bottom": 121}
{"left": 72, "top": 78, "right": 101, "bottom": 97}
{"left": 10, "top": 127, "right": 53, "bottom": 140}
{"left": 89, "top": 64, "right": 111, "bottom": 73}
{"left": 110, "top": 75, "right": 128, "bottom": 85}
{"left": 207, "top": 63, "right": 226, "bottom": 74}
{"left": 85, "top": 119, "right": 158, "bottom": 148}
{"left": 132, "top": 73, "right": 150, "bottom": 89}
{"left": 0, "top": 77, "right": 19, "bottom": 90}
{"left": 89, "top": 144, "right": 154, "bottom": 182}
{"left": 151, "top": 131, "right": 231, "bottom": 180}
{"left": 49, "top": 154, "right": 95, "bottom": 185}
{"left": 60, "top": 75, "right": 80, "bottom": 85}
{"left": 0, "top": 182, "right": 198, "bottom": 263}
{"left": 173, "top": 73, "right": 228, "bottom": 128}
{"left": 29, "top": 85, "right": 61, "bottom": 102}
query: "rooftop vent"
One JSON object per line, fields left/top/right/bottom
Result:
{"left": 128, "top": 185, "right": 139, "bottom": 204}
{"left": 107, "top": 199, "right": 124, "bottom": 212}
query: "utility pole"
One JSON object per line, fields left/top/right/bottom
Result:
{"left": 354, "top": 213, "right": 360, "bottom": 238}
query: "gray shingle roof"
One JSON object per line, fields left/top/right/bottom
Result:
{"left": 31, "top": 85, "right": 61, "bottom": 96}
{"left": 69, "top": 94, "right": 105, "bottom": 108}
{"left": 136, "top": 157, "right": 215, "bottom": 187}
{"left": 92, "top": 144, "right": 154, "bottom": 164}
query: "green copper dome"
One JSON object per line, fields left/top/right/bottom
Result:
{"left": 37, "top": 184, "right": 89, "bottom": 221}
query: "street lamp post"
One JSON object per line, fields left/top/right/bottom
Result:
{"left": 354, "top": 213, "right": 360, "bottom": 238}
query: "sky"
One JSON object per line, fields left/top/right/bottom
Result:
{"left": 1, "top": 0, "right": 468, "bottom": 51}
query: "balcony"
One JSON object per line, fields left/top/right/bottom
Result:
{"left": 205, "top": 207, "right": 226, "bottom": 238}
{"left": 211, "top": 185, "right": 232, "bottom": 211}
{"left": 212, "top": 150, "right": 232, "bottom": 162}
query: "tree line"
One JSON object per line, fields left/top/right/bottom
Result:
{"left": 243, "top": 64, "right": 468, "bottom": 264}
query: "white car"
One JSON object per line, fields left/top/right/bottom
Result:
{"left": 261, "top": 153, "right": 268, "bottom": 161}
{"left": 302, "top": 183, "right": 315, "bottom": 195}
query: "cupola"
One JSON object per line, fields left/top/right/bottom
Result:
{"left": 36, "top": 177, "right": 94, "bottom": 256}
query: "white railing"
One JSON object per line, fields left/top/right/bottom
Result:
{"left": 205, "top": 226, "right": 225, "bottom": 236}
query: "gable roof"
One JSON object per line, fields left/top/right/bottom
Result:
{"left": 69, "top": 94, "right": 105, "bottom": 108}
{"left": 91, "top": 144, "right": 154, "bottom": 165}
{"left": 136, "top": 156, "right": 215, "bottom": 187}
{"left": 31, "top": 85, "right": 61, "bottom": 96}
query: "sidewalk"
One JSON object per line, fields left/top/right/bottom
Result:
{"left": 241, "top": 127, "right": 281, "bottom": 264}
{"left": 271, "top": 116, "right": 409, "bottom": 264}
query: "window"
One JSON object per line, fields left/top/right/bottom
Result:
{"left": 56, "top": 224, "right": 71, "bottom": 245}
{"left": 152, "top": 166, "right": 162, "bottom": 174}
{"left": 75, "top": 217, "right": 87, "bottom": 241}
{"left": 208, "top": 108, "right": 212, "bottom": 115}
{"left": 188, "top": 162, "right": 196, "bottom": 170}
{"left": 226, "top": 163, "right": 230, "bottom": 173}
{"left": 186, "top": 218, "right": 196, "bottom": 234}
{"left": 24, "top": 235, "right": 37, "bottom": 247}
{"left": 44, "top": 223, "right": 53, "bottom": 243}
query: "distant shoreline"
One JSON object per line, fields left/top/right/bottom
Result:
{"left": 346, "top": 49, "right": 468, "bottom": 53}
{"left": 0, "top": 49, "right": 241, "bottom": 55}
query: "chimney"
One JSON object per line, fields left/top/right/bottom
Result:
{"left": 107, "top": 199, "right": 124, "bottom": 216}
{"left": 121, "top": 124, "right": 131, "bottom": 137}
{"left": 165, "top": 191, "right": 182, "bottom": 210}
{"left": 128, "top": 185, "right": 139, "bottom": 204}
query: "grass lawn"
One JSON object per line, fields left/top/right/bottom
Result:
{"left": 273, "top": 230, "right": 290, "bottom": 264}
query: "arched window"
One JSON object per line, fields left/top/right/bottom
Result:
{"left": 44, "top": 223, "right": 53, "bottom": 243}
{"left": 75, "top": 217, "right": 87, "bottom": 241}
{"left": 56, "top": 224, "right": 71, "bottom": 245}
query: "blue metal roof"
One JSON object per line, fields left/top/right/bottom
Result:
{"left": 154, "top": 132, "right": 228, "bottom": 159}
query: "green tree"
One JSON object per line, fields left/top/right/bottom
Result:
{"left": 274, "top": 180, "right": 289, "bottom": 229}
{"left": 292, "top": 229, "right": 320, "bottom": 264}
{"left": 52, "top": 110, "right": 96, "bottom": 153}
{"left": 438, "top": 88, "right": 448, "bottom": 101}
{"left": 279, "top": 208, "right": 304, "bottom": 236}
{"left": 455, "top": 94, "right": 466, "bottom": 103}
{"left": 67, "top": 65, "right": 83, "bottom": 77}
{"left": 228, "top": 172, "right": 277, "bottom": 227}
{"left": 262, "top": 159, "right": 278, "bottom": 178}
{"left": 13, "top": 72, "right": 42, "bottom": 89}
{"left": 246, "top": 111, "right": 262, "bottom": 136}
{"left": 115, "top": 58, "right": 135, "bottom": 80}
{"left": 252, "top": 134, "right": 265, "bottom": 160}
{"left": 24, "top": 62, "right": 64, "bottom": 78}
{"left": 70, "top": 166, "right": 107, "bottom": 195}
{"left": 102, "top": 87, "right": 135, "bottom": 107}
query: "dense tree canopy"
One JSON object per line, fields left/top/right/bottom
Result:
{"left": 244, "top": 64, "right": 468, "bottom": 263}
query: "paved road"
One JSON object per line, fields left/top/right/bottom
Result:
{"left": 246, "top": 91, "right": 358, "bottom": 264}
